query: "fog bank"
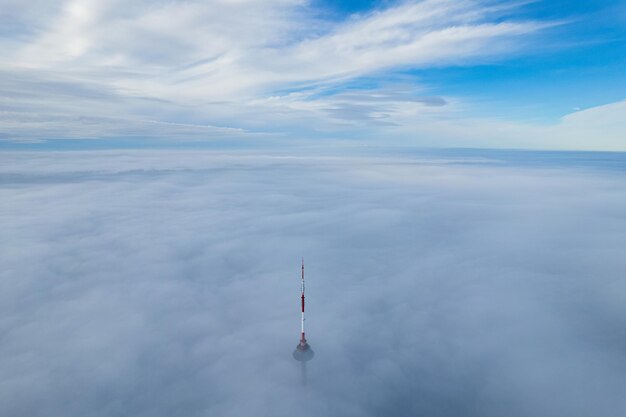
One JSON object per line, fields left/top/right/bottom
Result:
{"left": 1, "top": 150, "right": 625, "bottom": 417}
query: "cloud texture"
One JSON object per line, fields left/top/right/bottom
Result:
{"left": 1, "top": 150, "right": 625, "bottom": 416}
{"left": 3, "top": 0, "right": 605, "bottom": 148}
{"left": 1, "top": 0, "right": 624, "bottom": 149}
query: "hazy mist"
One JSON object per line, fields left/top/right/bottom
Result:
{"left": 1, "top": 150, "right": 625, "bottom": 417}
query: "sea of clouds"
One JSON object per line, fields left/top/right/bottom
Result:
{"left": 1, "top": 150, "right": 625, "bottom": 417}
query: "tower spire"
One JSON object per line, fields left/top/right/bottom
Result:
{"left": 300, "top": 257, "right": 306, "bottom": 345}
{"left": 293, "top": 258, "right": 314, "bottom": 363}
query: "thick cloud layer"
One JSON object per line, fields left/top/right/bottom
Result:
{"left": 1, "top": 150, "right": 625, "bottom": 417}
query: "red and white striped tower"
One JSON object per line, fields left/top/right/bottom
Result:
{"left": 293, "top": 258, "right": 314, "bottom": 362}
{"left": 300, "top": 258, "right": 306, "bottom": 346}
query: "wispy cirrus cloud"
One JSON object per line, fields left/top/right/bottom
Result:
{"left": 0, "top": 0, "right": 570, "bottom": 145}
{"left": 2, "top": 0, "right": 624, "bottom": 150}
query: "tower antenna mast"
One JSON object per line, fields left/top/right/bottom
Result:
{"left": 293, "top": 258, "right": 314, "bottom": 364}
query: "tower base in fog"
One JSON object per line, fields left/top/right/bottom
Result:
{"left": 293, "top": 341, "right": 314, "bottom": 362}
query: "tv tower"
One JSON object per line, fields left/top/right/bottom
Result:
{"left": 293, "top": 258, "right": 314, "bottom": 363}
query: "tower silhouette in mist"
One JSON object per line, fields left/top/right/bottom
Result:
{"left": 293, "top": 259, "right": 314, "bottom": 384}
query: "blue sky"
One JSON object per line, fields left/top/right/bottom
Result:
{"left": 413, "top": 0, "right": 626, "bottom": 118}
{"left": 0, "top": 0, "right": 624, "bottom": 150}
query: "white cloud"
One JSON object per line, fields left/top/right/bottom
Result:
{"left": 1, "top": 150, "right": 625, "bottom": 416}
{"left": 1, "top": 0, "right": 622, "bottom": 150}
{"left": 0, "top": 0, "right": 571, "bottom": 146}
{"left": 378, "top": 99, "right": 626, "bottom": 150}
{"left": 556, "top": 100, "right": 626, "bottom": 150}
